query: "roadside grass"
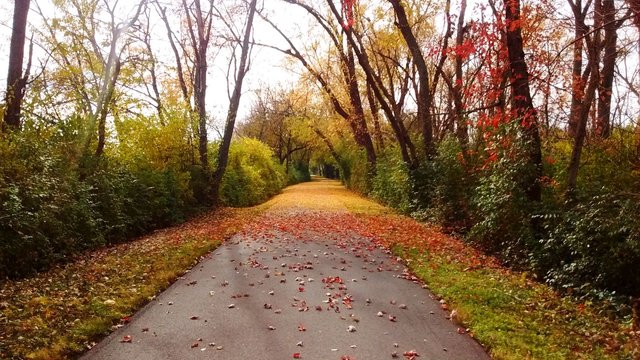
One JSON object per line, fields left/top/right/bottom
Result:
{"left": 373, "top": 220, "right": 638, "bottom": 359}
{"left": 0, "top": 207, "right": 262, "bottom": 359}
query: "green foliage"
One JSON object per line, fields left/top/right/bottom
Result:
{"left": 334, "top": 145, "right": 371, "bottom": 194}
{"left": 0, "top": 116, "right": 199, "bottom": 278}
{"left": 369, "top": 125, "right": 640, "bottom": 300}
{"left": 287, "top": 162, "right": 311, "bottom": 185}
{"left": 220, "top": 138, "right": 286, "bottom": 207}
{"left": 539, "top": 193, "right": 640, "bottom": 298}
{"left": 467, "top": 146, "right": 536, "bottom": 261}
{"left": 410, "top": 137, "right": 474, "bottom": 231}
{"left": 527, "top": 132, "right": 640, "bottom": 298}
{"left": 370, "top": 147, "right": 411, "bottom": 213}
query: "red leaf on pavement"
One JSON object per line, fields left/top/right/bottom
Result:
{"left": 403, "top": 350, "right": 420, "bottom": 359}
{"left": 120, "top": 335, "right": 132, "bottom": 343}
{"left": 293, "top": 352, "right": 301, "bottom": 358}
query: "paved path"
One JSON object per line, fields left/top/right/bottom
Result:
{"left": 82, "top": 180, "right": 489, "bottom": 360}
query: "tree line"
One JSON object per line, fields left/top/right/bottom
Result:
{"left": 240, "top": 0, "right": 640, "bottom": 319}
{"left": 2, "top": 0, "right": 640, "bottom": 321}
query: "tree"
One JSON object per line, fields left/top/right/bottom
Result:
{"left": 239, "top": 86, "right": 311, "bottom": 170}
{"left": 265, "top": 0, "right": 378, "bottom": 169}
{"left": 183, "top": 0, "right": 215, "bottom": 170}
{"left": 211, "top": 0, "right": 258, "bottom": 204}
{"left": 503, "top": 0, "right": 543, "bottom": 203}
{"left": 387, "top": 0, "right": 435, "bottom": 159}
{"left": 86, "top": 0, "right": 147, "bottom": 158}
{"left": 3, "top": 0, "right": 32, "bottom": 131}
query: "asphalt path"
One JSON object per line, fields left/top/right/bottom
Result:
{"left": 82, "top": 197, "right": 489, "bottom": 360}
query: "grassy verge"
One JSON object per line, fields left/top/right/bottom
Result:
{"left": 0, "top": 206, "right": 263, "bottom": 359}
{"left": 355, "top": 212, "right": 638, "bottom": 359}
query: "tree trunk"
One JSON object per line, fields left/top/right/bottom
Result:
{"left": 504, "top": 0, "right": 543, "bottom": 203}
{"left": 211, "top": 0, "right": 257, "bottom": 204}
{"left": 388, "top": 0, "right": 435, "bottom": 159}
{"left": 595, "top": 0, "right": 618, "bottom": 138}
{"left": 453, "top": 0, "right": 469, "bottom": 149}
{"left": 365, "top": 82, "right": 385, "bottom": 151}
{"left": 95, "top": 59, "right": 121, "bottom": 157}
{"left": 567, "top": 46, "right": 600, "bottom": 194}
{"left": 345, "top": 45, "right": 377, "bottom": 167}
{"left": 187, "top": 0, "right": 213, "bottom": 170}
{"left": 3, "top": 0, "right": 32, "bottom": 131}
{"left": 568, "top": 0, "right": 589, "bottom": 138}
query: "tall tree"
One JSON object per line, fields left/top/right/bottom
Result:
{"left": 273, "top": 0, "right": 378, "bottom": 168}
{"left": 3, "top": 0, "right": 32, "bottom": 131}
{"left": 211, "top": 0, "right": 258, "bottom": 203}
{"left": 503, "top": 0, "right": 543, "bottom": 203}
{"left": 387, "top": 0, "right": 435, "bottom": 158}
{"left": 182, "top": 0, "right": 215, "bottom": 170}
{"left": 78, "top": 0, "right": 147, "bottom": 158}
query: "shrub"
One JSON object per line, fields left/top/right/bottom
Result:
{"left": 287, "top": 162, "right": 311, "bottom": 185}
{"left": 371, "top": 147, "right": 411, "bottom": 213}
{"left": 220, "top": 138, "right": 286, "bottom": 206}
{"left": 0, "top": 120, "right": 199, "bottom": 278}
{"left": 466, "top": 125, "right": 541, "bottom": 263}
{"left": 334, "top": 145, "right": 371, "bottom": 194}
{"left": 410, "top": 137, "right": 474, "bottom": 231}
{"left": 539, "top": 193, "right": 640, "bottom": 298}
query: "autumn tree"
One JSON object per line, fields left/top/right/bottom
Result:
{"left": 503, "top": 0, "right": 543, "bottom": 203}
{"left": 262, "top": 0, "right": 377, "bottom": 170}
{"left": 211, "top": 0, "right": 258, "bottom": 204}
{"left": 183, "top": 0, "right": 215, "bottom": 170}
{"left": 2, "top": 0, "right": 32, "bottom": 131}
{"left": 32, "top": 0, "right": 147, "bottom": 160}
{"left": 387, "top": 0, "right": 435, "bottom": 158}
{"left": 239, "top": 86, "right": 312, "bottom": 171}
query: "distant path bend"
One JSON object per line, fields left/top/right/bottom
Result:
{"left": 83, "top": 178, "right": 489, "bottom": 360}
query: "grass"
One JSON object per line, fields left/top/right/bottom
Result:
{"left": 391, "top": 245, "right": 638, "bottom": 359}
{"left": 0, "top": 207, "right": 262, "bottom": 359}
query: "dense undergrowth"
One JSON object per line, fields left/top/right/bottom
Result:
{"left": 0, "top": 119, "right": 291, "bottom": 278}
{"left": 337, "top": 125, "right": 640, "bottom": 317}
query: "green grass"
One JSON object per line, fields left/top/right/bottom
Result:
{"left": 393, "top": 245, "right": 638, "bottom": 359}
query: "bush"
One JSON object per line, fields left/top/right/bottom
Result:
{"left": 539, "top": 193, "right": 640, "bottom": 297}
{"left": 335, "top": 145, "right": 371, "bottom": 194}
{"left": 287, "top": 162, "right": 311, "bottom": 185}
{"left": 0, "top": 121, "right": 198, "bottom": 278}
{"left": 220, "top": 138, "right": 286, "bottom": 206}
{"left": 410, "top": 137, "right": 474, "bottom": 230}
{"left": 371, "top": 147, "right": 411, "bottom": 213}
